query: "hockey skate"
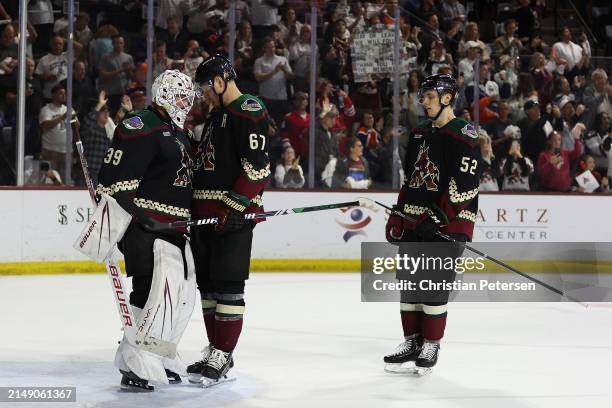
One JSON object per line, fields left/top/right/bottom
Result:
{"left": 187, "top": 344, "right": 213, "bottom": 384}
{"left": 408, "top": 341, "right": 440, "bottom": 376}
{"left": 383, "top": 335, "right": 424, "bottom": 374}
{"left": 198, "top": 346, "right": 236, "bottom": 388}
{"left": 119, "top": 370, "right": 154, "bottom": 392}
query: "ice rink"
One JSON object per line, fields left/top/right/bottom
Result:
{"left": 1, "top": 272, "right": 612, "bottom": 408}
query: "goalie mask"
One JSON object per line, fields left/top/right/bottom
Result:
{"left": 152, "top": 70, "right": 197, "bottom": 129}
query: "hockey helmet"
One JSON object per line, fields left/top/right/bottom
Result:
{"left": 195, "top": 54, "right": 237, "bottom": 88}
{"left": 418, "top": 73, "right": 458, "bottom": 104}
{"left": 152, "top": 69, "right": 196, "bottom": 129}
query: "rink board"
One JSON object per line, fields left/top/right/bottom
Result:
{"left": 1, "top": 189, "right": 611, "bottom": 274}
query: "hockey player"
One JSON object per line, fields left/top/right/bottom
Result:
{"left": 384, "top": 73, "right": 481, "bottom": 373}
{"left": 96, "top": 70, "right": 198, "bottom": 391}
{"left": 187, "top": 55, "right": 271, "bottom": 385}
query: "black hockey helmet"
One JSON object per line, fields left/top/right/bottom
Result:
{"left": 418, "top": 73, "right": 458, "bottom": 103}
{"left": 195, "top": 54, "right": 237, "bottom": 87}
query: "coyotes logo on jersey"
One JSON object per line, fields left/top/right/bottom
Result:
{"left": 409, "top": 142, "right": 440, "bottom": 191}
{"left": 173, "top": 139, "right": 193, "bottom": 187}
{"left": 193, "top": 123, "right": 215, "bottom": 171}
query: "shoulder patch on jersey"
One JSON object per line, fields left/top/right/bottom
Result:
{"left": 460, "top": 124, "right": 478, "bottom": 139}
{"left": 241, "top": 98, "right": 262, "bottom": 112}
{"left": 123, "top": 116, "right": 144, "bottom": 130}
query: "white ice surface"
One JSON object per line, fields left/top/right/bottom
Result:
{"left": 1, "top": 273, "right": 612, "bottom": 408}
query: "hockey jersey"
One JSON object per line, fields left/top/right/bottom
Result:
{"left": 97, "top": 107, "right": 193, "bottom": 223}
{"left": 397, "top": 117, "right": 482, "bottom": 240}
{"left": 191, "top": 94, "right": 271, "bottom": 220}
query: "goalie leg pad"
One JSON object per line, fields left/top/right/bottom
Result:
{"left": 136, "top": 238, "right": 197, "bottom": 376}
{"left": 114, "top": 306, "right": 168, "bottom": 384}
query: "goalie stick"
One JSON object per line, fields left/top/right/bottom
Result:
{"left": 371, "top": 199, "right": 588, "bottom": 307}
{"left": 154, "top": 201, "right": 362, "bottom": 230}
{"left": 73, "top": 123, "right": 177, "bottom": 357}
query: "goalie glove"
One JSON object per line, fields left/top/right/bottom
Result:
{"left": 212, "top": 191, "right": 250, "bottom": 233}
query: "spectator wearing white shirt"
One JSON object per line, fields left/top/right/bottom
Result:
{"left": 457, "top": 41, "right": 482, "bottom": 86}
{"left": 551, "top": 27, "right": 588, "bottom": 79}
{"left": 289, "top": 24, "right": 313, "bottom": 93}
{"left": 35, "top": 35, "right": 68, "bottom": 100}
{"left": 38, "top": 85, "right": 77, "bottom": 181}
{"left": 254, "top": 37, "right": 294, "bottom": 125}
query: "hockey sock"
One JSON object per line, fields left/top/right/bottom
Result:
{"left": 400, "top": 303, "right": 423, "bottom": 338}
{"left": 422, "top": 304, "right": 448, "bottom": 341}
{"left": 201, "top": 294, "right": 217, "bottom": 344}
{"left": 214, "top": 293, "right": 245, "bottom": 352}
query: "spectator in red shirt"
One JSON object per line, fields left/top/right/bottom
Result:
{"left": 537, "top": 130, "right": 583, "bottom": 191}
{"left": 280, "top": 92, "right": 310, "bottom": 166}
{"left": 316, "top": 79, "right": 355, "bottom": 134}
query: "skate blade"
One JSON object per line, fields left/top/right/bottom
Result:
{"left": 200, "top": 374, "right": 236, "bottom": 388}
{"left": 187, "top": 373, "right": 202, "bottom": 384}
{"left": 384, "top": 363, "right": 432, "bottom": 377}
{"left": 119, "top": 383, "right": 155, "bottom": 392}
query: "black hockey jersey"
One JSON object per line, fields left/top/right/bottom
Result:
{"left": 191, "top": 94, "right": 271, "bottom": 219}
{"left": 97, "top": 107, "right": 193, "bottom": 223}
{"left": 397, "top": 117, "right": 482, "bottom": 240}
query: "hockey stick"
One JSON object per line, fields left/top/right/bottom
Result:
{"left": 158, "top": 200, "right": 362, "bottom": 230}
{"left": 73, "top": 124, "right": 177, "bottom": 357}
{"left": 372, "top": 199, "right": 588, "bottom": 307}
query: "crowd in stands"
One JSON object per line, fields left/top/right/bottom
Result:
{"left": 0, "top": 0, "right": 610, "bottom": 193}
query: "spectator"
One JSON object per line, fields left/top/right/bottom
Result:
{"left": 485, "top": 104, "right": 515, "bottom": 158}
{"left": 551, "top": 76, "right": 575, "bottom": 106}
{"left": 458, "top": 22, "right": 489, "bottom": 60}
{"left": 584, "top": 112, "right": 611, "bottom": 170}
{"left": 316, "top": 79, "right": 355, "bottom": 135}
{"left": 35, "top": 34, "right": 68, "bottom": 100}
{"left": 466, "top": 61, "right": 500, "bottom": 124}
{"left": 28, "top": 0, "right": 54, "bottom": 55}
{"left": 381, "top": 0, "right": 406, "bottom": 28}
{"left": 331, "top": 19, "right": 351, "bottom": 54}
{"left": 90, "top": 24, "right": 119, "bottom": 69}
{"left": 552, "top": 98, "right": 586, "bottom": 151}
{"left": 604, "top": 135, "right": 612, "bottom": 180}
{"left": 4, "top": 57, "right": 42, "bottom": 156}
{"left": 69, "top": 60, "right": 96, "bottom": 119}
{"left": 274, "top": 145, "right": 305, "bottom": 188}
{"left": 457, "top": 41, "right": 482, "bottom": 86}
{"left": 494, "top": 55, "right": 518, "bottom": 99}
{"left": 499, "top": 140, "right": 534, "bottom": 191}
{"left": 280, "top": 92, "right": 310, "bottom": 166}
{"left": 354, "top": 111, "right": 382, "bottom": 170}
{"left": 418, "top": 13, "right": 443, "bottom": 64}
{"left": 158, "top": 16, "right": 191, "bottom": 59}
{"left": 130, "top": 90, "right": 147, "bottom": 112}
{"left": 251, "top": 0, "right": 285, "bottom": 42}
{"left": 38, "top": 85, "right": 76, "bottom": 181}
{"left": 332, "top": 138, "right": 372, "bottom": 189}
{"left": 73, "top": 12, "right": 93, "bottom": 60}
{"left": 269, "top": 25, "right": 289, "bottom": 58}
{"left": 289, "top": 24, "right": 313, "bottom": 93}
{"left": 152, "top": 40, "right": 175, "bottom": 78}
{"left": 515, "top": 0, "right": 535, "bottom": 42}
{"left": 345, "top": 1, "right": 367, "bottom": 33}
{"left": 365, "top": 0, "right": 385, "bottom": 19}
{"left": 319, "top": 43, "right": 348, "bottom": 88}
{"left": 315, "top": 110, "right": 340, "bottom": 187}
{"left": 440, "top": 0, "right": 466, "bottom": 30}
{"left": 404, "top": 70, "right": 425, "bottom": 119}
{"left": 98, "top": 35, "right": 134, "bottom": 114}
{"left": 478, "top": 132, "right": 499, "bottom": 191}
{"left": 574, "top": 154, "right": 609, "bottom": 193}
{"left": 236, "top": 19, "right": 254, "bottom": 62}
{"left": 424, "top": 40, "right": 454, "bottom": 76}
{"left": 582, "top": 69, "right": 612, "bottom": 129}
{"left": 278, "top": 7, "right": 302, "bottom": 46}
{"left": 254, "top": 37, "right": 293, "bottom": 125}
{"left": 0, "top": 23, "right": 17, "bottom": 62}
{"left": 182, "top": 39, "right": 205, "bottom": 80}
{"left": 529, "top": 52, "right": 554, "bottom": 104}
{"left": 537, "top": 130, "right": 583, "bottom": 192}
{"left": 551, "top": 27, "right": 588, "bottom": 79}
{"left": 81, "top": 98, "right": 115, "bottom": 185}
{"left": 492, "top": 19, "right": 522, "bottom": 57}
{"left": 519, "top": 98, "right": 552, "bottom": 165}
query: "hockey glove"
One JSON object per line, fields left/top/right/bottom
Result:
{"left": 385, "top": 205, "right": 408, "bottom": 243}
{"left": 213, "top": 191, "right": 251, "bottom": 233}
{"left": 414, "top": 216, "right": 440, "bottom": 241}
